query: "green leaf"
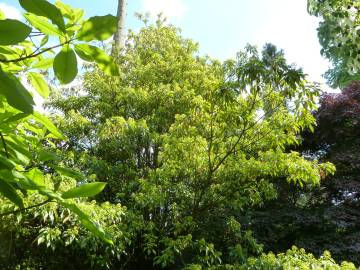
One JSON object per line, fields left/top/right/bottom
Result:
{"left": 28, "top": 72, "right": 50, "bottom": 99}
{"left": 76, "top": 15, "right": 117, "bottom": 41}
{"left": 40, "top": 35, "right": 49, "bottom": 47}
{"left": 0, "top": 178, "right": 24, "bottom": 208}
{"left": 33, "top": 112, "right": 65, "bottom": 140}
{"left": 0, "top": 19, "right": 31, "bottom": 45}
{"left": 24, "top": 168, "right": 45, "bottom": 188}
{"left": 53, "top": 166, "right": 84, "bottom": 180}
{"left": 62, "top": 182, "right": 106, "bottom": 199}
{"left": 37, "top": 149, "right": 59, "bottom": 162}
{"left": 19, "top": 0, "right": 65, "bottom": 31}
{"left": 61, "top": 202, "right": 113, "bottom": 244}
{"left": 53, "top": 45, "right": 77, "bottom": 84}
{"left": 0, "top": 71, "right": 34, "bottom": 113}
{"left": 24, "top": 13, "right": 63, "bottom": 36}
{"left": 74, "top": 44, "right": 119, "bottom": 76}
{"left": 0, "top": 156, "right": 16, "bottom": 170}
{"left": 32, "top": 58, "right": 53, "bottom": 70}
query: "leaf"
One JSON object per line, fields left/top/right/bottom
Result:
{"left": 74, "top": 44, "right": 119, "bottom": 76}
{"left": 0, "top": 156, "right": 16, "bottom": 170}
{"left": 53, "top": 45, "right": 77, "bottom": 84}
{"left": 0, "top": 19, "right": 31, "bottom": 45}
{"left": 19, "top": 0, "right": 65, "bottom": 32}
{"left": 61, "top": 202, "right": 113, "bottom": 245}
{"left": 28, "top": 72, "right": 50, "bottom": 99}
{"left": 24, "top": 168, "right": 45, "bottom": 188}
{"left": 0, "top": 179, "right": 24, "bottom": 208}
{"left": 40, "top": 35, "right": 49, "bottom": 47}
{"left": 53, "top": 166, "right": 84, "bottom": 180}
{"left": 32, "top": 58, "right": 53, "bottom": 70}
{"left": 33, "top": 112, "right": 65, "bottom": 139}
{"left": 0, "top": 71, "right": 34, "bottom": 113}
{"left": 62, "top": 182, "right": 106, "bottom": 199}
{"left": 37, "top": 149, "right": 60, "bottom": 162}
{"left": 24, "top": 13, "right": 63, "bottom": 36}
{"left": 76, "top": 15, "right": 117, "bottom": 41}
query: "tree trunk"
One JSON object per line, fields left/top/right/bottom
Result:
{"left": 112, "top": 0, "right": 127, "bottom": 55}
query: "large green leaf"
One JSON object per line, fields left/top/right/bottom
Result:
{"left": 33, "top": 112, "right": 65, "bottom": 139}
{"left": 19, "top": 0, "right": 65, "bottom": 31}
{"left": 0, "top": 19, "right": 31, "bottom": 45}
{"left": 61, "top": 202, "right": 113, "bottom": 245}
{"left": 62, "top": 182, "right": 107, "bottom": 199}
{"left": 53, "top": 46, "right": 77, "bottom": 84}
{"left": 74, "top": 44, "right": 119, "bottom": 76}
{"left": 28, "top": 72, "right": 49, "bottom": 99}
{"left": 0, "top": 178, "right": 24, "bottom": 208}
{"left": 0, "top": 71, "right": 34, "bottom": 113}
{"left": 76, "top": 15, "right": 117, "bottom": 41}
{"left": 24, "top": 13, "right": 63, "bottom": 36}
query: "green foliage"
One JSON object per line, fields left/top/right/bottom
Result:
{"left": 308, "top": 0, "right": 360, "bottom": 88}
{"left": 0, "top": 0, "right": 119, "bottom": 247}
{"left": 44, "top": 18, "right": 337, "bottom": 268}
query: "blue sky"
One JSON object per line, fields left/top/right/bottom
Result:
{"left": 0, "top": 0, "right": 330, "bottom": 88}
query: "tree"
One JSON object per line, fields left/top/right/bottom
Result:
{"left": 247, "top": 82, "right": 360, "bottom": 265}
{"left": 45, "top": 19, "right": 335, "bottom": 268}
{"left": 308, "top": 0, "right": 360, "bottom": 88}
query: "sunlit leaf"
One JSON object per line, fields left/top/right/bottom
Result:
{"left": 19, "top": 0, "right": 65, "bottom": 31}
{"left": 76, "top": 15, "right": 117, "bottom": 41}
{"left": 24, "top": 13, "right": 63, "bottom": 36}
{"left": 28, "top": 72, "right": 50, "bottom": 99}
{"left": 74, "top": 43, "right": 119, "bottom": 75}
{"left": 62, "top": 182, "right": 107, "bottom": 199}
{"left": 33, "top": 112, "right": 65, "bottom": 139}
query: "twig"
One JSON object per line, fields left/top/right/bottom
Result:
{"left": 0, "top": 199, "right": 53, "bottom": 218}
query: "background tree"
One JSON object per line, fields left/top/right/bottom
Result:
{"left": 308, "top": 0, "right": 360, "bottom": 88}
{"left": 45, "top": 19, "right": 335, "bottom": 268}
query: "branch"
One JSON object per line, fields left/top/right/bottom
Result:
{"left": 0, "top": 40, "right": 73, "bottom": 64}
{"left": 0, "top": 199, "right": 53, "bottom": 218}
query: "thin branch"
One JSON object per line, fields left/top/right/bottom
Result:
{"left": 0, "top": 199, "right": 53, "bottom": 218}
{"left": 0, "top": 40, "right": 73, "bottom": 64}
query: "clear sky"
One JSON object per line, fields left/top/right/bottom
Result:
{"left": 0, "top": 0, "right": 330, "bottom": 88}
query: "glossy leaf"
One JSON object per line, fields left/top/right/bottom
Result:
{"left": 76, "top": 15, "right": 117, "bottom": 41}
{"left": 0, "top": 19, "right": 31, "bottom": 45}
{"left": 61, "top": 182, "right": 107, "bottom": 199}
{"left": 28, "top": 72, "right": 50, "bottom": 98}
{"left": 53, "top": 46, "right": 77, "bottom": 84}
{"left": 0, "top": 71, "right": 34, "bottom": 113}
{"left": 19, "top": 0, "right": 65, "bottom": 31}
